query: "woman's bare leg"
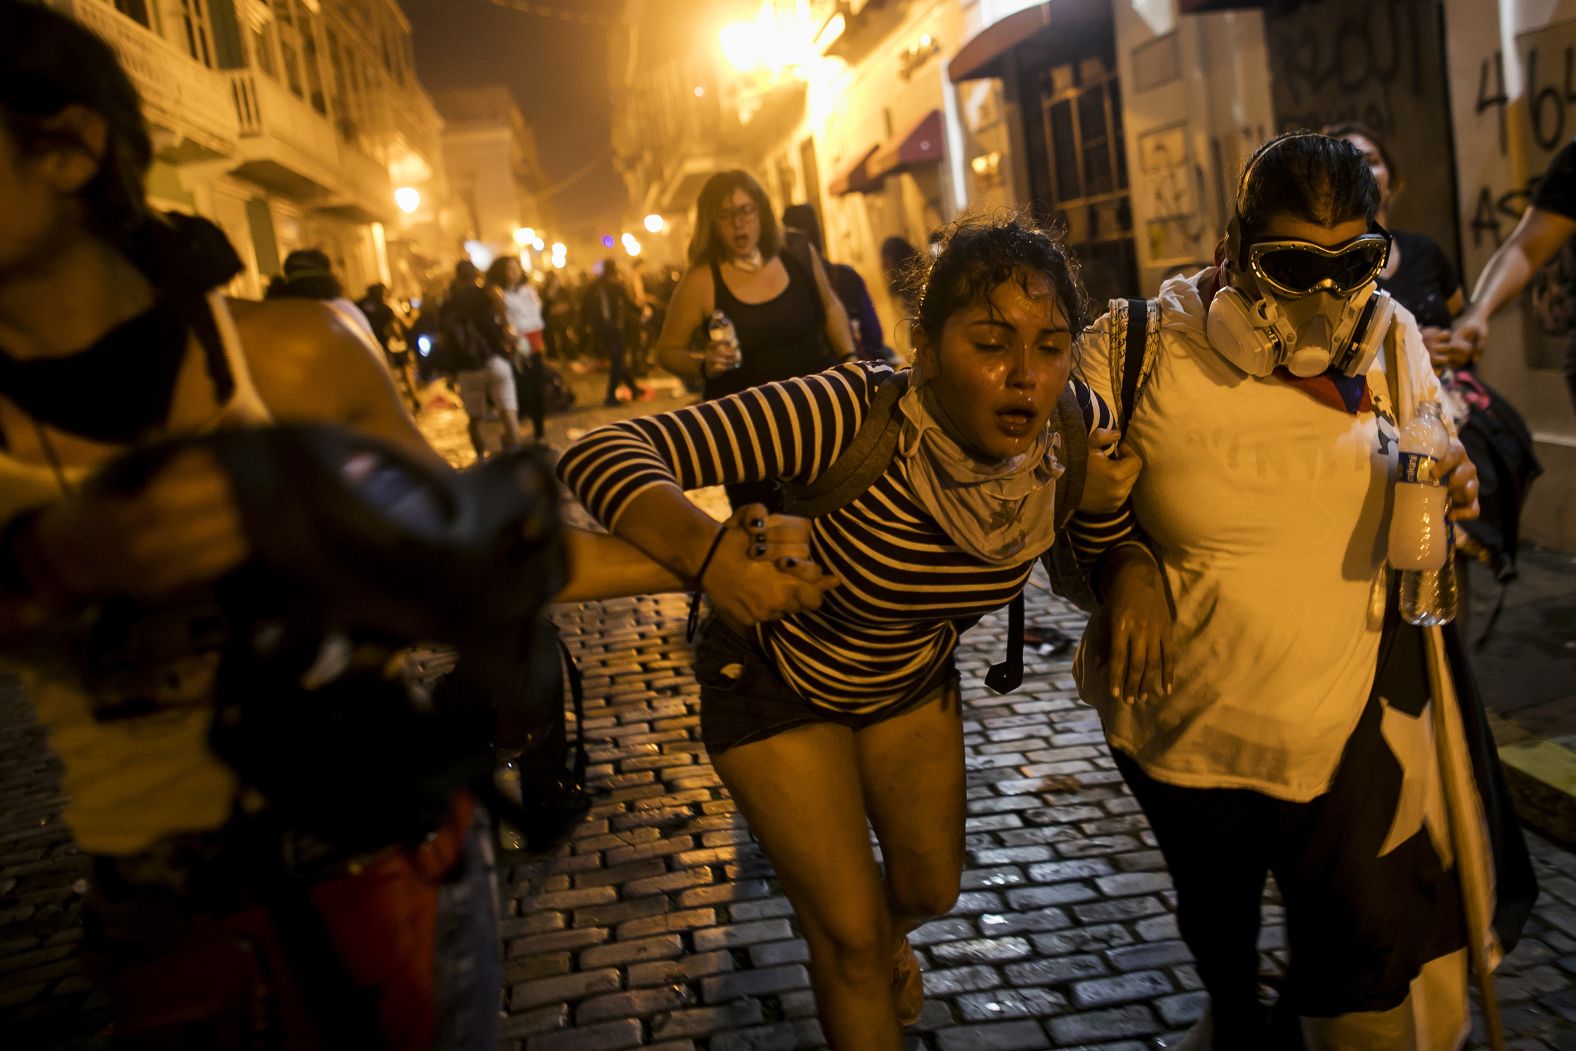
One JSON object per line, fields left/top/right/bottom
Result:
{"left": 711, "top": 723, "right": 904, "bottom": 1051}
{"left": 856, "top": 684, "right": 968, "bottom": 939}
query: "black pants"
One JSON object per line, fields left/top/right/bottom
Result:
{"left": 1114, "top": 625, "right": 1464, "bottom": 1049}
{"left": 602, "top": 335, "right": 628, "bottom": 404}
{"left": 513, "top": 355, "right": 545, "bottom": 440}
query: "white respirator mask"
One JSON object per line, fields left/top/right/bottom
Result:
{"left": 1206, "top": 280, "right": 1395, "bottom": 378}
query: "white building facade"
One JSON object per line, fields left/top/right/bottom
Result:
{"left": 50, "top": 0, "right": 454, "bottom": 300}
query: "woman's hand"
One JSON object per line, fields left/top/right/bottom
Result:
{"left": 1439, "top": 438, "right": 1480, "bottom": 522}
{"left": 1088, "top": 545, "right": 1173, "bottom": 705}
{"left": 33, "top": 450, "right": 248, "bottom": 600}
{"left": 1079, "top": 428, "right": 1142, "bottom": 515}
{"left": 702, "top": 339, "right": 739, "bottom": 377}
{"left": 1450, "top": 312, "right": 1488, "bottom": 364}
{"left": 1421, "top": 326, "right": 1473, "bottom": 371}
{"left": 703, "top": 527, "right": 839, "bottom": 628}
{"left": 736, "top": 504, "right": 813, "bottom": 567}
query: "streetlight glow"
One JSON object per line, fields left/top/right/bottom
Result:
{"left": 720, "top": 20, "right": 766, "bottom": 72}
{"left": 621, "top": 233, "right": 641, "bottom": 257}
{"left": 394, "top": 186, "right": 421, "bottom": 214}
{"left": 643, "top": 214, "right": 665, "bottom": 234}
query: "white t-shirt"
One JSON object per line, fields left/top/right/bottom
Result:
{"left": 502, "top": 284, "right": 544, "bottom": 340}
{"left": 1075, "top": 270, "right": 1443, "bottom": 801}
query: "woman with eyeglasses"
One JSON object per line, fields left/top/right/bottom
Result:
{"left": 655, "top": 170, "right": 855, "bottom": 510}
{"left": 1074, "top": 132, "right": 1494, "bottom": 1049}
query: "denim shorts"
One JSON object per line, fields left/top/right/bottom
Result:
{"left": 694, "top": 616, "right": 958, "bottom": 755}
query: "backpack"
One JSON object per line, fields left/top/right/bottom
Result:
{"left": 436, "top": 291, "right": 502, "bottom": 373}
{"left": 780, "top": 367, "right": 1090, "bottom": 694}
{"left": 1528, "top": 238, "right": 1576, "bottom": 335}
{"left": 1445, "top": 369, "right": 1543, "bottom": 643}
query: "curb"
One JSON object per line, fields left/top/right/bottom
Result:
{"left": 1488, "top": 712, "right": 1576, "bottom": 849}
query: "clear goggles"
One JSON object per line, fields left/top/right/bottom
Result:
{"left": 1245, "top": 230, "right": 1391, "bottom": 298}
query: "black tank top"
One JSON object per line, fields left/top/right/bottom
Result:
{"left": 705, "top": 251, "right": 830, "bottom": 399}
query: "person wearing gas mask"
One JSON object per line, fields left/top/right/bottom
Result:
{"left": 1072, "top": 133, "right": 1497, "bottom": 1050}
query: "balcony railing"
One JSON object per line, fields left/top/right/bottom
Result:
{"left": 66, "top": 0, "right": 238, "bottom": 158}
{"left": 227, "top": 70, "right": 342, "bottom": 193}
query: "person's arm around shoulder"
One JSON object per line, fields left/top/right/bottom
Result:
{"left": 654, "top": 267, "right": 713, "bottom": 382}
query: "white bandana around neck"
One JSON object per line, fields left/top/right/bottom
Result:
{"left": 896, "top": 377, "right": 1065, "bottom": 566}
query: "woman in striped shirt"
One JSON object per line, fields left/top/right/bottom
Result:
{"left": 559, "top": 216, "right": 1166, "bottom": 1049}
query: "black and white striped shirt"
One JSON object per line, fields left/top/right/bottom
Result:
{"left": 559, "top": 362, "right": 1132, "bottom": 713}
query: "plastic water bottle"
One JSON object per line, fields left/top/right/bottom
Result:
{"left": 706, "top": 311, "right": 742, "bottom": 372}
{"left": 1389, "top": 400, "right": 1458, "bottom": 625}
{"left": 1402, "top": 528, "right": 1460, "bottom": 627}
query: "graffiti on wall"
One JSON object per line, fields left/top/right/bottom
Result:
{"left": 1264, "top": 0, "right": 1457, "bottom": 269}
{"left": 1467, "top": 20, "right": 1576, "bottom": 251}
{"left": 1270, "top": 0, "right": 1425, "bottom": 137}
{"left": 1138, "top": 123, "right": 1206, "bottom": 265}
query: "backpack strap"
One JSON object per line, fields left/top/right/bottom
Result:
{"left": 989, "top": 380, "right": 1095, "bottom": 694}
{"left": 1051, "top": 382, "right": 1088, "bottom": 532}
{"left": 1116, "top": 297, "right": 1157, "bottom": 434}
{"left": 780, "top": 369, "right": 909, "bottom": 517}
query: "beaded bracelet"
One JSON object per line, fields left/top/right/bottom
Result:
{"left": 685, "top": 524, "right": 730, "bottom": 642}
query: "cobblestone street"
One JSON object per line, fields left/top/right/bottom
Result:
{"left": 2, "top": 376, "right": 1576, "bottom": 1049}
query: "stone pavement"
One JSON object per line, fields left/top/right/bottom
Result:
{"left": 2, "top": 370, "right": 1576, "bottom": 1049}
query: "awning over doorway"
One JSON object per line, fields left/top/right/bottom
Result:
{"left": 950, "top": 3, "right": 1057, "bottom": 82}
{"left": 828, "top": 145, "right": 882, "bottom": 195}
{"left": 868, "top": 110, "right": 944, "bottom": 180}
{"left": 949, "top": 0, "right": 1109, "bottom": 83}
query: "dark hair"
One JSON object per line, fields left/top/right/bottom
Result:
{"left": 485, "top": 255, "right": 520, "bottom": 288}
{"left": 364, "top": 283, "right": 388, "bottom": 300}
{"left": 265, "top": 248, "right": 342, "bottom": 300}
{"left": 781, "top": 203, "right": 824, "bottom": 254}
{"left": 909, "top": 214, "right": 1089, "bottom": 345}
{"left": 1322, "top": 121, "right": 1401, "bottom": 192}
{"left": 1234, "top": 131, "right": 1380, "bottom": 248}
{"left": 0, "top": 2, "right": 153, "bottom": 248}
{"left": 454, "top": 259, "right": 481, "bottom": 285}
{"left": 688, "top": 170, "right": 782, "bottom": 266}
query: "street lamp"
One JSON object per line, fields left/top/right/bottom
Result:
{"left": 643, "top": 214, "right": 665, "bottom": 234}
{"left": 514, "top": 227, "right": 536, "bottom": 247}
{"left": 394, "top": 186, "right": 421, "bottom": 214}
{"left": 621, "top": 233, "right": 642, "bottom": 257}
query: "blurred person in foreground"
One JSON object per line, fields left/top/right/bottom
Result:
{"left": 655, "top": 170, "right": 854, "bottom": 510}
{"left": 0, "top": 6, "right": 830, "bottom": 1046}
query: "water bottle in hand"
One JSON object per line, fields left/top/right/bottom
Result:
{"left": 706, "top": 311, "right": 741, "bottom": 374}
{"left": 1388, "top": 400, "right": 1458, "bottom": 624}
